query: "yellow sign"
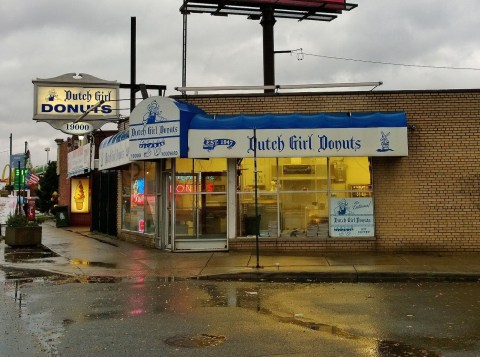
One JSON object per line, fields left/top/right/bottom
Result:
{"left": 36, "top": 86, "right": 118, "bottom": 118}
{"left": 32, "top": 73, "right": 120, "bottom": 132}
{"left": 2, "top": 164, "right": 12, "bottom": 181}
{"left": 70, "top": 178, "right": 89, "bottom": 213}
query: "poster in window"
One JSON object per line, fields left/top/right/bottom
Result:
{"left": 71, "top": 178, "right": 89, "bottom": 213}
{"left": 131, "top": 178, "right": 145, "bottom": 206}
{"left": 329, "top": 197, "right": 374, "bottom": 237}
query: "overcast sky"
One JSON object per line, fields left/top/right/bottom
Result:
{"left": 1, "top": 0, "right": 479, "bottom": 172}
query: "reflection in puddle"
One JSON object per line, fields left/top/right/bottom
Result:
{"left": 84, "top": 311, "right": 124, "bottom": 320}
{"left": 1, "top": 266, "right": 63, "bottom": 281}
{"left": 375, "top": 340, "right": 442, "bottom": 357}
{"left": 4, "top": 245, "right": 59, "bottom": 262}
{"left": 87, "top": 276, "right": 121, "bottom": 283}
{"left": 1, "top": 278, "right": 472, "bottom": 356}
{"left": 70, "top": 258, "right": 117, "bottom": 268}
{"left": 199, "top": 284, "right": 444, "bottom": 356}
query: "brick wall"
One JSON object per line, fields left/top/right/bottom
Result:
{"left": 173, "top": 89, "right": 480, "bottom": 252}
{"left": 57, "top": 140, "right": 70, "bottom": 208}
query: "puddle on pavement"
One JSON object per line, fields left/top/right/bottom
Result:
{"left": 0, "top": 277, "right": 469, "bottom": 356}
{"left": 199, "top": 284, "right": 445, "bottom": 356}
{"left": 84, "top": 311, "right": 124, "bottom": 320}
{"left": 4, "top": 245, "right": 59, "bottom": 262}
{"left": 165, "top": 334, "right": 226, "bottom": 348}
{"left": 0, "top": 266, "right": 64, "bottom": 281}
{"left": 87, "top": 276, "right": 121, "bottom": 283}
{"left": 375, "top": 339, "right": 442, "bottom": 357}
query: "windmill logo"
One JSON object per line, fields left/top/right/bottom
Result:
{"left": 377, "top": 131, "right": 394, "bottom": 152}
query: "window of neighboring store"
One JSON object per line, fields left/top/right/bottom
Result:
{"left": 174, "top": 158, "right": 227, "bottom": 239}
{"left": 236, "top": 157, "right": 372, "bottom": 238}
{"left": 121, "top": 161, "right": 157, "bottom": 234}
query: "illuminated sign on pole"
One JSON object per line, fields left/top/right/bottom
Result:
{"left": 33, "top": 73, "right": 120, "bottom": 133}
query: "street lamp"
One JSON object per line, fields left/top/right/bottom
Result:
{"left": 45, "top": 147, "right": 50, "bottom": 163}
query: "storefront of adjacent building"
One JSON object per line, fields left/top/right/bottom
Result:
{"left": 55, "top": 132, "right": 117, "bottom": 233}
{"left": 106, "top": 88, "right": 480, "bottom": 253}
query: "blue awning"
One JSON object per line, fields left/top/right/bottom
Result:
{"left": 186, "top": 108, "right": 409, "bottom": 158}
{"left": 123, "top": 97, "right": 408, "bottom": 160}
{"left": 99, "top": 130, "right": 130, "bottom": 170}
{"left": 189, "top": 112, "right": 407, "bottom": 130}
{"left": 99, "top": 130, "right": 129, "bottom": 149}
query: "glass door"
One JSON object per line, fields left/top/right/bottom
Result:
{"left": 174, "top": 173, "right": 200, "bottom": 239}
{"left": 172, "top": 159, "right": 228, "bottom": 251}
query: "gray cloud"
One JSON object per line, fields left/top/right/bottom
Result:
{"left": 1, "top": 0, "right": 479, "bottom": 171}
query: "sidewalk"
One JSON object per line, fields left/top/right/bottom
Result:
{"left": 1, "top": 221, "right": 480, "bottom": 282}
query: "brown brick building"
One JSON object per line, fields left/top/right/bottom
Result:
{"left": 107, "top": 88, "right": 480, "bottom": 253}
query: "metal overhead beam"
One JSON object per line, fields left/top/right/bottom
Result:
{"left": 175, "top": 81, "right": 383, "bottom": 93}
{"left": 180, "top": 1, "right": 358, "bottom": 17}
{"left": 181, "top": 3, "right": 342, "bottom": 21}
{"left": 119, "top": 83, "right": 167, "bottom": 97}
{"left": 179, "top": 0, "right": 357, "bottom": 92}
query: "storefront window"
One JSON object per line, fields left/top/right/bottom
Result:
{"left": 237, "top": 158, "right": 279, "bottom": 237}
{"left": 277, "top": 157, "right": 328, "bottom": 238}
{"left": 174, "top": 158, "right": 227, "bottom": 239}
{"left": 121, "top": 162, "right": 156, "bottom": 234}
{"left": 237, "top": 157, "right": 372, "bottom": 238}
{"left": 329, "top": 157, "right": 374, "bottom": 238}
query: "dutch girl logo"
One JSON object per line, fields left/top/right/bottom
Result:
{"left": 139, "top": 139, "right": 165, "bottom": 158}
{"left": 203, "top": 138, "right": 236, "bottom": 152}
{"left": 377, "top": 131, "right": 394, "bottom": 152}
{"left": 334, "top": 199, "right": 351, "bottom": 216}
{"left": 46, "top": 89, "right": 59, "bottom": 102}
{"left": 142, "top": 100, "right": 167, "bottom": 127}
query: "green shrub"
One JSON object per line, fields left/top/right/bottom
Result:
{"left": 6, "top": 214, "right": 39, "bottom": 227}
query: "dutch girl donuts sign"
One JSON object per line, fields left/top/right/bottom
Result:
{"left": 129, "top": 97, "right": 181, "bottom": 160}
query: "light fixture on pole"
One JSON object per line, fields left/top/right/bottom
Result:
{"left": 45, "top": 147, "right": 50, "bottom": 163}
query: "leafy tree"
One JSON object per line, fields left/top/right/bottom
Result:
{"left": 35, "top": 161, "right": 58, "bottom": 213}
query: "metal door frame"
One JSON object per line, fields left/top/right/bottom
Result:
{"left": 171, "top": 159, "right": 229, "bottom": 252}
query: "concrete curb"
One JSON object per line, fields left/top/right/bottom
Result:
{"left": 196, "top": 271, "right": 480, "bottom": 283}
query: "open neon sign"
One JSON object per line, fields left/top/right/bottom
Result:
{"left": 175, "top": 183, "right": 215, "bottom": 193}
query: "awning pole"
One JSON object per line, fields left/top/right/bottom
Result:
{"left": 254, "top": 128, "right": 261, "bottom": 268}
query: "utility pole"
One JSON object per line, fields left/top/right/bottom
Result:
{"left": 130, "top": 17, "right": 136, "bottom": 112}
{"left": 9, "top": 133, "right": 12, "bottom": 189}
